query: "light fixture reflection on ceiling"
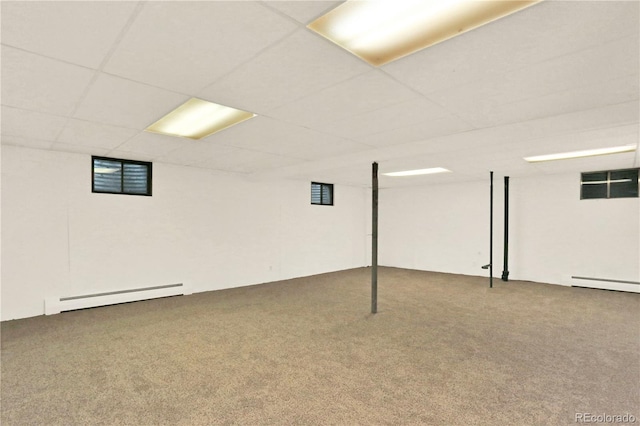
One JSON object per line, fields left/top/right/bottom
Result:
{"left": 523, "top": 145, "right": 637, "bottom": 163}
{"left": 307, "top": 0, "right": 542, "bottom": 66}
{"left": 145, "top": 98, "right": 255, "bottom": 140}
{"left": 384, "top": 167, "right": 451, "bottom": 177}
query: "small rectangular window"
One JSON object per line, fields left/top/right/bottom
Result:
{"left": 311, "top": 182, "right": 333, "bottom": 205}
{"left": 581, "top": 168, "right": 638, "bottom": 199}
{"left": 610, "top": 169, "right": 639, "bottom": 198}
{"left": 581, "top": 172, "right": 608, "bottom": 199}
{"left": 92, "top": 156, "right": 152, "bottom": 196}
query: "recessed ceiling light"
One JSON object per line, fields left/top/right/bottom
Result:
{"left": 523, "top": 145, "right": 637, "bottom": 163}
{"left": 145, "top": 98, "right": 255, "bottom": 140}
{"left": 384, "top": 167, "right": 451, "bottom": 177}
{"left": 307, "top": 0, "right": 542, "bottom": 66}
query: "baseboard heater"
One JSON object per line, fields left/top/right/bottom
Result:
{"left": 571, "top": 276, "right": 640, "bottom": 294}
{"left": 45, "top": 283, "right": 191, "bottom": 315}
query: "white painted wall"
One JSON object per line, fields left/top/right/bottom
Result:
{"left": 3, "top": 144, "right": 637, "bottom": 320}
{"left": 378, "top": 179, "right": 500, "bottom": 276}
{"left": 1, "top": 145, "right": 367, "bottom": 320}
{"left": 512, "top": 173, "right": 639, "bottom": 287}
{"left": 379, "top": 173, "right": 639, "bottom": 287}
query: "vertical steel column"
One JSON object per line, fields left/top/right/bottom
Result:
{"left": 371, "top": 162, "right": 378, "bottom": 314}
{"left": 501, "top": 176, "right": 510, "bottom": 282}
{"left": 489, "top": 171, "right": 494, "bottom": 288}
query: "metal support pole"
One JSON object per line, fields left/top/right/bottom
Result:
{"left": 490, "top": 171, "right": 493, "bottom": 288}
{"left": 371, "top": 162, "right": 378, "bottom": 314}
{"left": 482, "top": 172, "right": 494, "bottom": 287}
{"left": 501, "top": 176, "right": 510, "bottom": 282}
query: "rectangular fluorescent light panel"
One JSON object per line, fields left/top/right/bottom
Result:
{"left": 307, "top": 0, "right": 542, "bottom": 66}
{"left": 146, "top": 98, "right": 255, "bottom": 140}
{"left": 384, "top": 167, "right": 451, "bottom": 177}
{"left": 524, "top": 145, "right": 637, "bottom": 163}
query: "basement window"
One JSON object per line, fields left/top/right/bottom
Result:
{"left": 311, "top": 182, "right": 333, "bottom": 206}
{"left": 581, "top": 168, "right": 638, "bottom": 199}
{"left": 92, "top": 156, "right": 152, "bottom": 196}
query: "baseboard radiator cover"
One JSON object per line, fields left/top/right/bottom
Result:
{"left": 571, "top": 276, "right": 640, "bottom": 294}
{"left": 45, "top": 283, "right": 192, "bottom": 315}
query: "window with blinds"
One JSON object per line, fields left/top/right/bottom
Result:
{"left": 311, "top": 182, "right": 333, "bottom": 205}
{"left": 92, "top": 156, "right": 152, "bottom": 196}
{"left": 581, "top": 168, "right": 638, "bottom": 199}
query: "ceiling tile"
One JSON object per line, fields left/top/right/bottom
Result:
{"left": 234, "top": 101, "right": 640, "bottom": 186}
{"left": 1, "top": 106, "right": 68, "bottom": 142}
{"left": 200, "top": 29, "right": 371, "bottom": 114}
{"left": 203, "top": 115, "right": 369, "bottom": 160}
{"left": 205, "top": 115, "right": 306, "bottom": 148}
{"left": 355, "top": 114, "right": 474, "bottom": 147}
{"left": 1, "top": 134, "right": 53, "bottom": 151}
{"left": 390, "top": 129, "right": 509, "bottom": 159}
{"left": 155, "top": 140, "right": 241, "bottom": 167}
{"left": 49, "top": 142, "right": 110, "bottom": 157}
{"left": 470, "top": 74, "right": 640, "bottom": 128}
{"left": 235, "top": 150, "right": 311, "bottom": 173}
{"left": 1, "top": 46, "right": 95, "bottom": 116}
{"left": 383, "top": 1, "right": 639, "bottom": 95}
{"left": 519, "top": 124, "right": 639, "bottom": 159}
{"left": 289, "top": 162, "right": 372, "bottom": 187}
{"left": 381, "top": 154, "right": 459, "bottom": 175}
{"left": 378, "top": 173, "right": 483, "bottom": 189}
{"left": 442, "top": 155, "right": 540, "bottom": 179}
{"left": 1, "top": 1, "right": 637, "bottom": 188}
{"left": 380, "top": 173, "right": 474, "bottom": 189}
{"left": 401, "top": 103, "right": 640, "bottom": 159}
{"left": 438, "top": 144, "right": 638, "bottom": 181}
{"left": 515, "top": 101, "right": 639, "bottom": 141}
{"left": 103, "top": 150, "right": 155, "bottom": 164}
{"left": 1, "top": 1, "right": 139, "bottom": 69}
{"left": 323, "top": 97, "right": 454, "bottom": 140}
{"left": 531, "top": 152, "right": 637, "bottom": 176}
{"left": 282, "top": 128, "right": 371, "bottom": 160}
{"left": 262, "top": 1, "right": 341, "bottom": 24}
{"left": 56, "top": 119, "right": 139, "bottom": 150}
{"left": 269, "top": 70, "right": 418, "bottom": 128}
{"left": 426, "top": 35, "right": 639, "bottom": 127}
{"left": 495, "top": 35, "right": 638, "bottom": 104}
{"left": 115, "top": 131, "right": 189, "bottom": 159}
{"left": 104, "top": 1, "right": 297, "bottom": 94}
{"left": 259, "top": 148, "right": 383, "bottom": 183}
{"left": 73, "top": 73, "right": 189, "bottom": 130}
{"left": 193, "top": 147, "right": 302, "bottom": 173}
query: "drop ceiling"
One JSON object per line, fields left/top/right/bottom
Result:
{"left": 1, "top": 0, "right": 638, "bottom": 188}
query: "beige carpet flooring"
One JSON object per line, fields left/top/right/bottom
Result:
{"left": 2, "top": 267, "right": 639, "bottom": 425}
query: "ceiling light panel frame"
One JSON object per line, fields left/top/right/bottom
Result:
{"left": 308, "top": 0, "right": 543, "bottom": 66}
{"left": 145, "top": 98, "right": 256, "bottom": 140}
